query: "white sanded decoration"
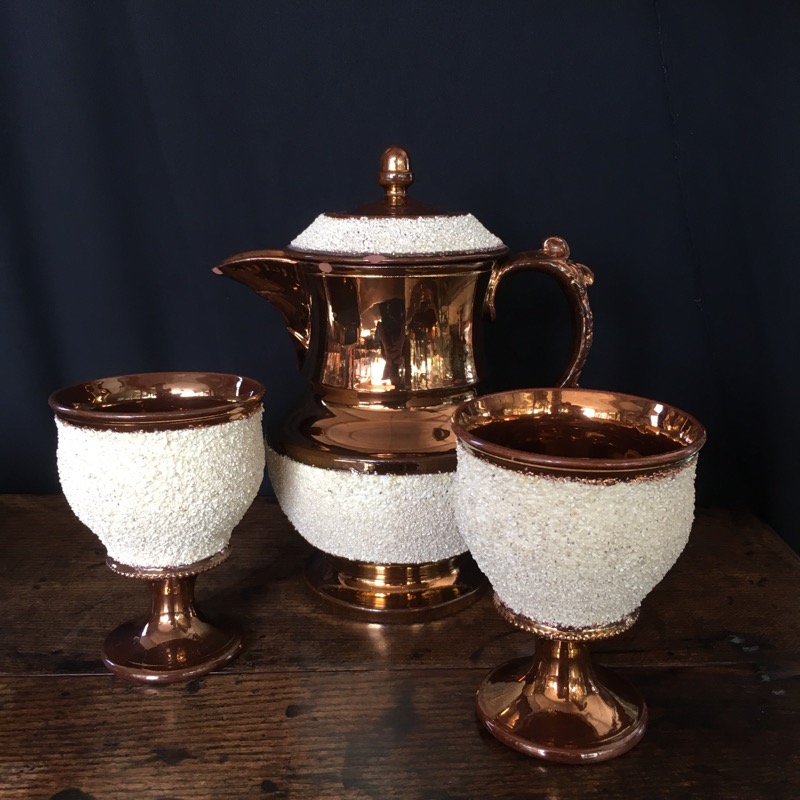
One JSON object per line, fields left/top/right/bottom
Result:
{"left": 455, "top": 442, "right": 697, "bottom": 629}
{"left": 266, "top": 445, "right": 463, "bottom": 563}
{"left": 289, "top": 213, "right": 504, "bottom": 256}
{"left": 56, "top": 411, "right": 265, "bottom": 568}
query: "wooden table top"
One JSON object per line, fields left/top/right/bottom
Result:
{"left": 0, "top": 495, "right": 797, "bottom": 800}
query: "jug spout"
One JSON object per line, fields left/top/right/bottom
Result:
{"left": 213, "top": 250, "right": 310, "bottom": 355}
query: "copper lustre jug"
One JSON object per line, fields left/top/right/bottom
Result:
{"left": 214, "top": 146, "right": 594, "bottom": 622}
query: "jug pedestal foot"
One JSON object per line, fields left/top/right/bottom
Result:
{"left": 305, "top": 550, "right": 487, "bottom": 623}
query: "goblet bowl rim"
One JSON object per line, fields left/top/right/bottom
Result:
{"left": 49, "top": 370, "right": 265, "bottom": 431}
{"left": 451, "top": 387, "right": 706, "bottom": 476}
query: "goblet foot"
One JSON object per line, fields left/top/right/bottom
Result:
{"left": 476, "top": 599, "right": 647, "bottom": 763}
{"left": 102, "top": 617, "right": 242, "bottom": 685}
{"left": 305, "top": 550, "right": 486, "bottom": 623}
{"left": 476, "top": 648, "right": 647, "bottom": 763}
{"left": 103, "top": 549, "right": 242, "bottom": 684}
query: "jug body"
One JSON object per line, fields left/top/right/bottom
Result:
{"left": 303, "top": 259, "right": 494, "bottom": 403}
{"left": 273, "top": 255, "right": 498, "bottom": 475}
{"left": 213, "top": 146, "right": 595, "bottom": 621}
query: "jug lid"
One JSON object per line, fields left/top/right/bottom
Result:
{"left": 286, "top": 146, "right": 506, "bottom": 259}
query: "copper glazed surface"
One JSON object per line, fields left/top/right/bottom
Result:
{"left": 476, "top": 597, "right": 647, "bottom": 763}
{"left": 214, "top": 147, "right": 596, "bottom": 473}
{"left": 476, "top": 647, "right": 647, "bottom": 764}
{"left": 305, "top": 552, "right": 486, "bottom": 623}
{"left": 452, "top": 387, "right": 706, "bottom": 479}
{"left": 49, "top": 371, "right": 264, "bottom": 432}
{"left": 102, "top": 550, "right": 241, "bottom": 684}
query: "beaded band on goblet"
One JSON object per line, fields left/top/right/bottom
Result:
{"left": 452, "top": 388, "right": 706, "bottom": 763}
{"left": 49, "top": 372, "right": 265, "bottom": 684}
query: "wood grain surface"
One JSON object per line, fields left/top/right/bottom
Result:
{"left": 0, "top": 496, "right": 797, "bottom": 799}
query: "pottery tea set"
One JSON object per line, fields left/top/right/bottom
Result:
{"left": 49, "top": 147, "right": 706, "bottom": 764}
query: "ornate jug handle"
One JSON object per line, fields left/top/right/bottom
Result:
{"left": 484, "top": 236, "right": 594, "bottom": 387}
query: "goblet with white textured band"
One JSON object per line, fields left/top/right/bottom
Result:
{"left": 49, "top": 372, "right": 265, "bottom": 684}
{"left": 452, "top": 388, "right": 706, "bottom": 763}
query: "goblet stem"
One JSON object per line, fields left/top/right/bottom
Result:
{"left": 142, "top": 575, "right": 200, "bottom": 639}
{"left": 476, "top": 636, "right": 648, "bottom": 763}
{"left": 102, "top": 559, "right": 242, "bottom": 684}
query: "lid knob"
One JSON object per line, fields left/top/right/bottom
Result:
{"left": 377, "top": 145, "right": 414, "bottom": 207}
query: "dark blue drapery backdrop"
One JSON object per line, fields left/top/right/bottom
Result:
{"left": 2, "top": 2, "right": 798, "bottom": 550}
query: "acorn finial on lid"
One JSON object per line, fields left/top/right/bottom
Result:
{"left": 287, "top": 145, "right": 505, "bottom": 254}
{"left": 377, "top": 145, "right": 414, "bottom": 206}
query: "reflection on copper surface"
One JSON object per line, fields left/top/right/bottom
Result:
{"left": 102, "top": 550, "right": 242, "bottom": 685}
{"left": 377, "top": 144, "right": 414, "bottom": 208}
{"left": 305, "top": 552, "right": 486, "bottom": 623}
{"left": 314, "top": 270, "right": 486, "bottom": 394}
{"left": 49, "top": 372, "right": 264, "bottom": 432}
{"left": 475, "top": 599, "right": 648, "bottom": 763}
{"left": 452, "top": 387, "right": 706, "bottom": 479}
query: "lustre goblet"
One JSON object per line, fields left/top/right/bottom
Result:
{"left": 49, "top": 372, "right": 265, "bottom": 684}
{"left": 452, "top": 388, "right": 706, "bottom": 762}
